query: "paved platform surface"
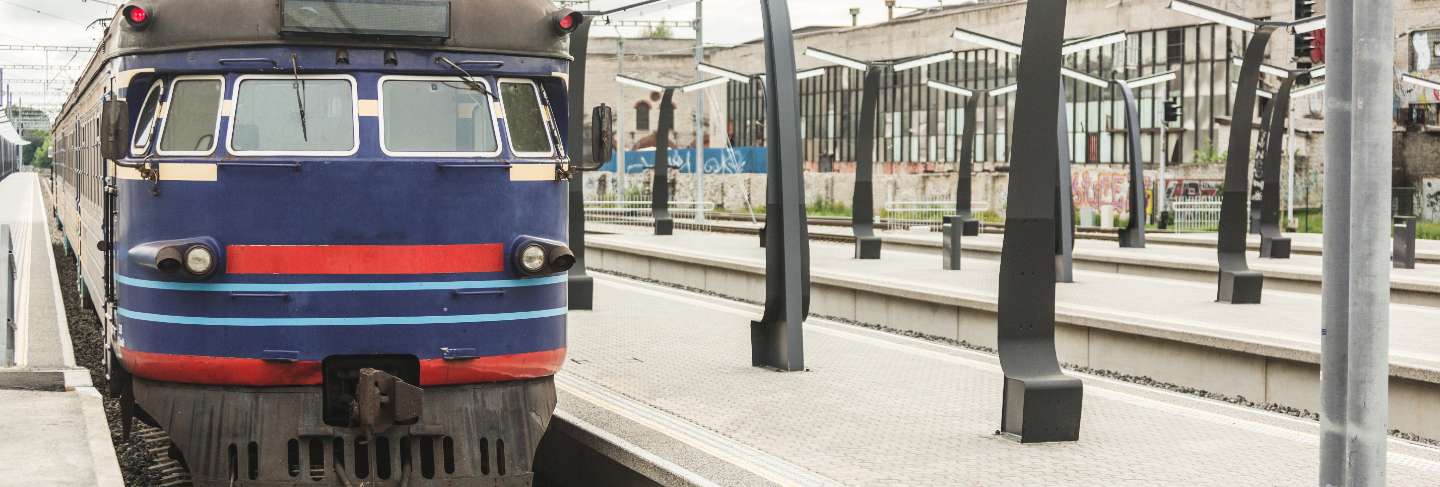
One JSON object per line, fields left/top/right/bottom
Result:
{"left": 561, "top": 275, "right": 1440, "bottom": 486}
{"left": 640, "top": 220, "right": 1440, "bottom": 303}
{"left": 0, "top": 173, "right": 123, "bottom": 487}
{"left": 0, "top": 389, "right": 122, "bottom": 487}
{"left": 587, "top": 229, "right": 1440, "bottom": 382}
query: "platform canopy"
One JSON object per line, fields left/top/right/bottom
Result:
{"left": 0, "top": 117, "right": 31, "bottom": 146}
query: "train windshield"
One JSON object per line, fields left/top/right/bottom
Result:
{"left": 159, "top": 78, "right": 223, "bottom": 154}
{"left": 498, "top": 80, "right": 555, "bottom": 157}
{"left": 231, "top": 77, "right": 356, "bottom": 154}
{"left": 381, "top": 78, "right": 500, "bottom": 155}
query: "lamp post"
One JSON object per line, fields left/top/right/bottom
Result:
{"left": 951, "top": 28, "right": 1127, "bottom": 282}
{"left": 697, "top": 62, "right": 828, "bottom": 248}
{"left": 614, "top": 74, "right": 728, "bottom": 236}
{"left": 1167, "top": 0, "right": 1323, "bottom": 304}
{"left": 802, "top": 47, "right": 958, "bottom": 260}
{"left": 1112, "top": 71, "right": 1179, "bottom": 249}
{"left": 992, "top": 0, "right": 1083, "bottom": 443}
{"left": 923, "top": 80, "right": 1015, "bottom": 270}
{"left": 1243, "top": 60, "right": 1327, "bottom": 259}
{"left": 563, "top": 0, "right": 697, "bottom": 309}
{"left": 752, "top": 0, "right": 810, "bottom": 372}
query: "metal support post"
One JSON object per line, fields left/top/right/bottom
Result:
{"left": 566, "top": 18, "right": 595, "bottom": 310}
{"left": 693, "top": 1, "right": 706, "bottom": 224}
{"left": 616, "top": 36, "right": 627, "bottom": 196}
{"left": 751, "top": 0, "right": 809, "bottom": 372}
{"left": 1215, "top": 25, "right": 1275, "bottom": 304}
{"left": 652, "top": 88, "right": 677, "bottom": 236}
{"left": 853, "top": 68, "right": 883, "bottom": 259}
{"left": 1258, "top": 77, "right": 1294, "bottom": 259}
{"left": 996, "top": 0, "right": 1082, "bottom": 443}
{"left": 955, "top": 95, "right": 981, "bottom": 236}
{"left": 1344, "top": 2, "right": 1393, "bottom": 483}
{"left": 1116, "top": 82, "right": 1147, "bottom": 248}
{"left": 1055, "top": 87, "right": 1075, "bottom": 283}
{"left": 1318, "top": 8, "right": 1352, "bottom": 483}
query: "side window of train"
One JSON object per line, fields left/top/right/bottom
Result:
{"left": 498, "top": 79, "right": 555, "bottom": 158}
{"left": 131, "top": 81, "right": 164, "bottom": 156}
{"left": 158, "top": 77, "right": 224, "bottom": 155}
{"left": 379, "top": 76, "right": 500, "bottom": 156}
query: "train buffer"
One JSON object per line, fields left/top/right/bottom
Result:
{"left": 0, "top": 173, "right": 124, "bottom": 486}
{"left": 539, "top": 229, "right": 1440, "bottom": 486}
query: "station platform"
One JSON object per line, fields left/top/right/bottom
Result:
{"left": 0, "top": 173, "right": 123, "bottom": 487}
{"left": 558, "top": 274, "right": 1440, "bottom": 485}
{"left": 682, "top": 220, "right": 1440, "bottom": 307}
{"left": 582, "top": 228, "right": 1440, "bottom": 440}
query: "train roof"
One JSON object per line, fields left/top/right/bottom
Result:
{"left": 106, "top": 0, "right": 571, "bottom": 60}
{"left": 54, "top": 0, "right": 572, "bottom": 128}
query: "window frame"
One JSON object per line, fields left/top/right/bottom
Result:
{"left": 376, "top": 75, "right": 504, "bottom": 158}
{"left": 156, "top": 75, "right": 226, "bottom": 157}
{"left": 130, "top": 81, "right": 164, "bottom": 157}
{"left": 497, "top": 78, "right": 559, "bottom": 159}
{"left": 226, "top": 73, "right": 361, "bottom": 157}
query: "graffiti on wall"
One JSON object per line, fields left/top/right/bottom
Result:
{"left": 1424, "top": 178, "right": 1440, "bottom": 222}
{"left": 1071, "top": 167, "right": 1157, "bottom": 219}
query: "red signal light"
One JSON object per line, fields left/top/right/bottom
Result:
{"left": 553, "top": 10, "right": 583, "bottom": 35}
{"left": 122, "top": 4, "right": 153, "bottom": 29}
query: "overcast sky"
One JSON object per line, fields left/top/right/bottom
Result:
{"left": 0, "top": 0, "right": 962, "bottom": 106}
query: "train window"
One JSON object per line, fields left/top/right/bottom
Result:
{"left": 131, "top": 81, "right": 164, "bottom": 156}
{"left": 158, "top": 77, "right": 223, "bottom": 155}
{"left": 498, "top": 79, "right": 556, "bottom": 157}
{"left": 379, "top": 77, "right": 501, "bottom": 156}
{"left": 230, "top": 75, "right": 357, "bottom": 155}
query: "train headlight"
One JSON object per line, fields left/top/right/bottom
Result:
{"left": 519, "top": 244, "right": 547, "bottom": 274}
{"left": 183, "top": 245, "right": 215, "bottom": 276}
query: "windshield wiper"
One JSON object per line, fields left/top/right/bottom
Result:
{"left": 290, "top": 53, "right": 309, "bottom": 141}
{"left": 435, "top": 56, "right": 495, "bottom": 100}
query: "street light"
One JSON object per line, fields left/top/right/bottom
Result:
{"left": 1167, "top": 0, "right": 1325, "bottom": 304}
{"left": 611, "top": 74, "right": 725, "bottom": 236}
{"left": 952, "top": 26, "right": 1127, "bottom": 282}
{"left": 801, "top": 47, "right": 955, "bottom": 260}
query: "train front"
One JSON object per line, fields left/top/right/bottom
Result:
{"left": 105, "top": 1, "right": 580, "bottom": 485}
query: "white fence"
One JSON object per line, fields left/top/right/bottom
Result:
{"left": 584, "top": 198, "right": 717, "bottom": 232}
{"left": 882, "top": 199, "right": 991, "bottom": 231}
{"left": 1170, "top": 197, "right": 1223, "bottom": 233}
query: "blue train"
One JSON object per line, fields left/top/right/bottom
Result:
{"left": 49, "top": 1, "right": 590, "bottom": 484}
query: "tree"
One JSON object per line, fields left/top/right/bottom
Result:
{"left": 26, "top": 132, "right": 52, "bottom": 168}
{"left": 643, "top": 24, "right": 673, "bottom": 39}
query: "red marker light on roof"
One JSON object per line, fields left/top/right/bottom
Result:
{"left": 553, "top": 10, "right": 583, "bottom": 35}
{"left": 122, "top": 4, "right": 153, "bottom": 30}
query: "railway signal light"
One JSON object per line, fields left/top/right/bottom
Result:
{"left": 553, "top": 9, "right": 584, "bottom": 35}
{"left": 122, "top": 4, "right": 153, "bottom": 30}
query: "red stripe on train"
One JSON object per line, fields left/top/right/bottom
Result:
{"left": 224, "top": 244, "right": 505, "bottom": 275}
{"left": 120, "top": 348, "right": 565, "bottom": 386}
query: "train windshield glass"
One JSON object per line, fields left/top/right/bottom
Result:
{"left": 159, "top": 78, "right": 223, "bottom": 154}
{"left": 381, "top": 79, "right": 499, "bottom": 155}
{"left": 499, "top": 80, "right": 554, "bottom": 157}
{"left": 231, "top": 77, "right": 356, "bottom": 154}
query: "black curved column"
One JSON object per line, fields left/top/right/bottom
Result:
{"left": 651, "top": 88, "right": 676, "bottom": 236}
{"left": 1216, "top": 26, "right": 1275, "bottom": 304}
{"left": 955, "top": 95, "right": 981, "bottom": 236}
{"left": 565, "top": 18, "right": 595, "bottom": 309}
{"left": 1258, "top": 77, "right": 1294, "bottom": 259}
{"left": 852, "top": 68, "right": 883, "bottom": 259}
{"left": 1054, "top": 87, "right": 1075, "bottom": 283}
{"left": 751, "top": 0, "right": 810, "bottom": 372}
{"left": 996, "top": 0, "right": 1082, "bottom": 443}
{"left": 1116, "top": 82, "right": 1147, "bottom": 248}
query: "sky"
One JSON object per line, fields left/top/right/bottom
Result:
{"left": 0, "top": 0, "right": 967, "bottom": 109}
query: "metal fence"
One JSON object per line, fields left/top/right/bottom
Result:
{"left": 1170, "top": 196, "right": 1223, "bottom": 233}
{"left": 583, "top": 196, "right": 718, "bottom": 233}
{"left": 882, "top": 198, "right": 991, "bottom": 231}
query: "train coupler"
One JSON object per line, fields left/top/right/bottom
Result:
{"left": 353, "top": 368, "right": 423, "bottom": 431}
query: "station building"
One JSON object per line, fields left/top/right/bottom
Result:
{"left": 582, "top": 0, "right": 1440, "bottom": 221}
